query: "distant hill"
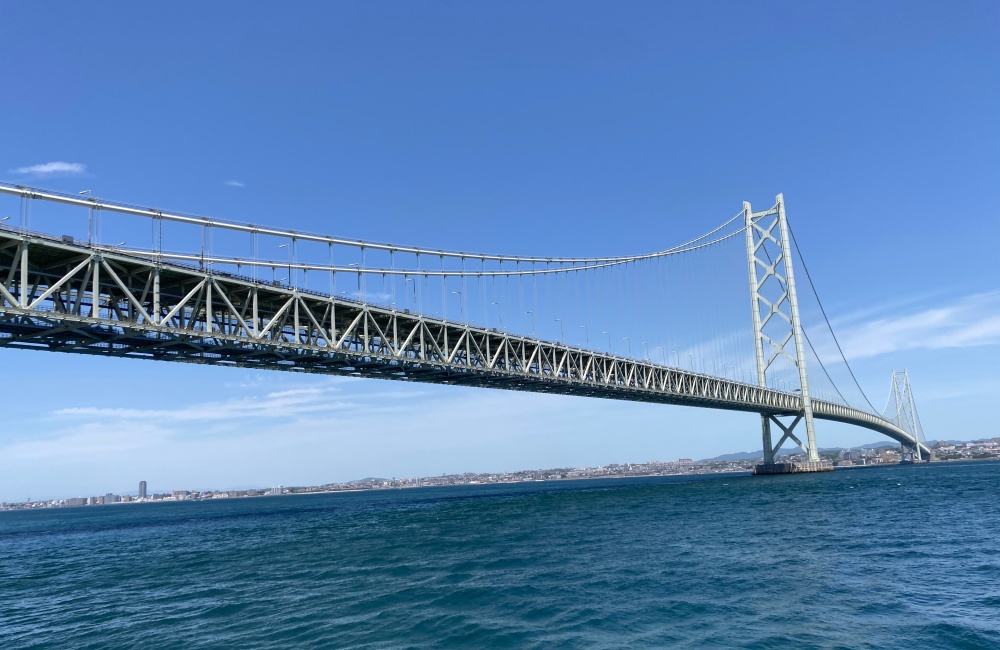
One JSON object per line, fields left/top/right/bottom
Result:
{"left": 702, "top": 447, "right": 799, "bottom": 462}
{"left": 700, "top": 438, "right": 990, "bottom": 463}
{"left": 854, "top": 441, "right": 899, "bottom": 450}
{"left": 702, "top": 441, "right": 896, "bottom": 462}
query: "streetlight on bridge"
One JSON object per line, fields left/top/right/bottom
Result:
{"left": 278, "top": 244, "right": 293, "bottom": 288}
{"left": 79, "top": 190, "right": 93, "bottom": 244}
{"left": 348, "top": 263, "right": 362, "bottom": 302}
{"left": 404, "top": 277, "right": 416, "bottom": 309}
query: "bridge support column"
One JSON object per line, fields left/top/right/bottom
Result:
{"left": 899, "top": 441, "right": 929, "bottom": 464}
{"left": 776, "top": 194, "right": 820, "bottom": 463}
{"left": 760, "top": 415, "right": 775, "bottom": 465}
{"left": 751, "top": 413, "right": 833, "bottom": 474}
{"left": 745, "top": 196, "right": 832, "bottom": 476}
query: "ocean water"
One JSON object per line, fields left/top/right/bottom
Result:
{"left": 1, "top": 461, "right": 998, "bottom": 649}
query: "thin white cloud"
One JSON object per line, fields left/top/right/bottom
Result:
{"left": 53, "top": 383, "right": 353, "bottom": 423}
{"left": 49, "top": 380, "right": 431, "bottom": 425}
{"left": 11, "top": 161, "right": 87, "bottom": 176}
{"left": 225, "top": 180, "right": 245, "bottom": 188}
{"left": 830, "top": 291, "right": 1000, "bottom": 360}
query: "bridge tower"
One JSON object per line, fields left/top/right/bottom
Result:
{"left": 744, "top": 194, "right": 833, "bottom": 475}
{"left": 892, "top": 369, "right": 930, "bottom": 463}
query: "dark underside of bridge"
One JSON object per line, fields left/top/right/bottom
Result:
{"left": 0, "top": 313, "right": 800, "bottom": 416}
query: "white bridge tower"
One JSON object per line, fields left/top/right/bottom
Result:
{"left": 744, "top": 194, "right": 833, "bottom": 475}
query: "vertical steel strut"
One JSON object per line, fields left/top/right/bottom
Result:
{"left": 776, "top": 194, "right": 819, "bottom": 462}
{"left": 744, "top": 201, "right": 774, "bottom": 465}
{"left": 903, "top": 369, "right": 922, "bottom": 462}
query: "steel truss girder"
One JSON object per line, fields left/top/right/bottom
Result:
{"left": 0, "top": 230, "right": 930, "bottom": 455}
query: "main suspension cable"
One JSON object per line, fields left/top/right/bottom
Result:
{"left": 0, "top": 182, "right": 744, "bottom": 266}
{"left": 788, "top": 225, "right": 879, "bottom": 414}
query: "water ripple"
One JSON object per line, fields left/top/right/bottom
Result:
{"left": 1, "top": 462, "right": 998, "bottom": 648}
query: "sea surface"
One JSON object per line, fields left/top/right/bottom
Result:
{"left": 1, "top": 461, "right": 998, "bottom": 649}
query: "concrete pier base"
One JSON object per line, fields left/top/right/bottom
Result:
{"left": 752, "top": 461, "right": 834, "bottom": 475}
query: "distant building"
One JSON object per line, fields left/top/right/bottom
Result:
{"left": 678, "top": 458, "right": 693, "bottom": 464}
{"left": 139, "top": 481, "right": 147, "bottom": 499}
{"left": 105, "top": 493, "right": 118, "bottom": 504}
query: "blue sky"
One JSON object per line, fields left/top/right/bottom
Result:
{"left": 1, "top": 1, "right": 998, "bottom": 501}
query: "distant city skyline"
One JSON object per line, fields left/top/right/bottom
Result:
{"left": 6, "top": 437, "right": 998, "bottom": 509}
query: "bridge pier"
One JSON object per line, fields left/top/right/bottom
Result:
{"left": 752, "top": 461, "right": 833, "bottom": 475}
{"left": 750, "top": 415, "right": 834, "bottom": 475}
{"left": 899, "top": 441, "right": 929, "bottom": 464}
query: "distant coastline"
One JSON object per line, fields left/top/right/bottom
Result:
{"left": 4, "top": 438, "right": 997, "bottom": 512}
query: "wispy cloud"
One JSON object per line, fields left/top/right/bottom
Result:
{"left": 50, "top": 379, "right": 432, "bottom": 426}
{"left": 224, "top": 180, "right": 245, "bottom": 188}
{"left": 831, "top": 291, "right": 1000, "bottom": 360}
{"left": 54, "top": 383, "right": 353, "bottom": 423}
{"left": 11, "top": 161, "right": 87, "bottom": 176}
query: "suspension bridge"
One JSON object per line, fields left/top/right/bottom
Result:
{"left": 0, "top": 183, "right": 931, "bottom": 473}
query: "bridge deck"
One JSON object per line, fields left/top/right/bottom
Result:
{"left": 0, "top": 229, "right": 929, "bottom": 456}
